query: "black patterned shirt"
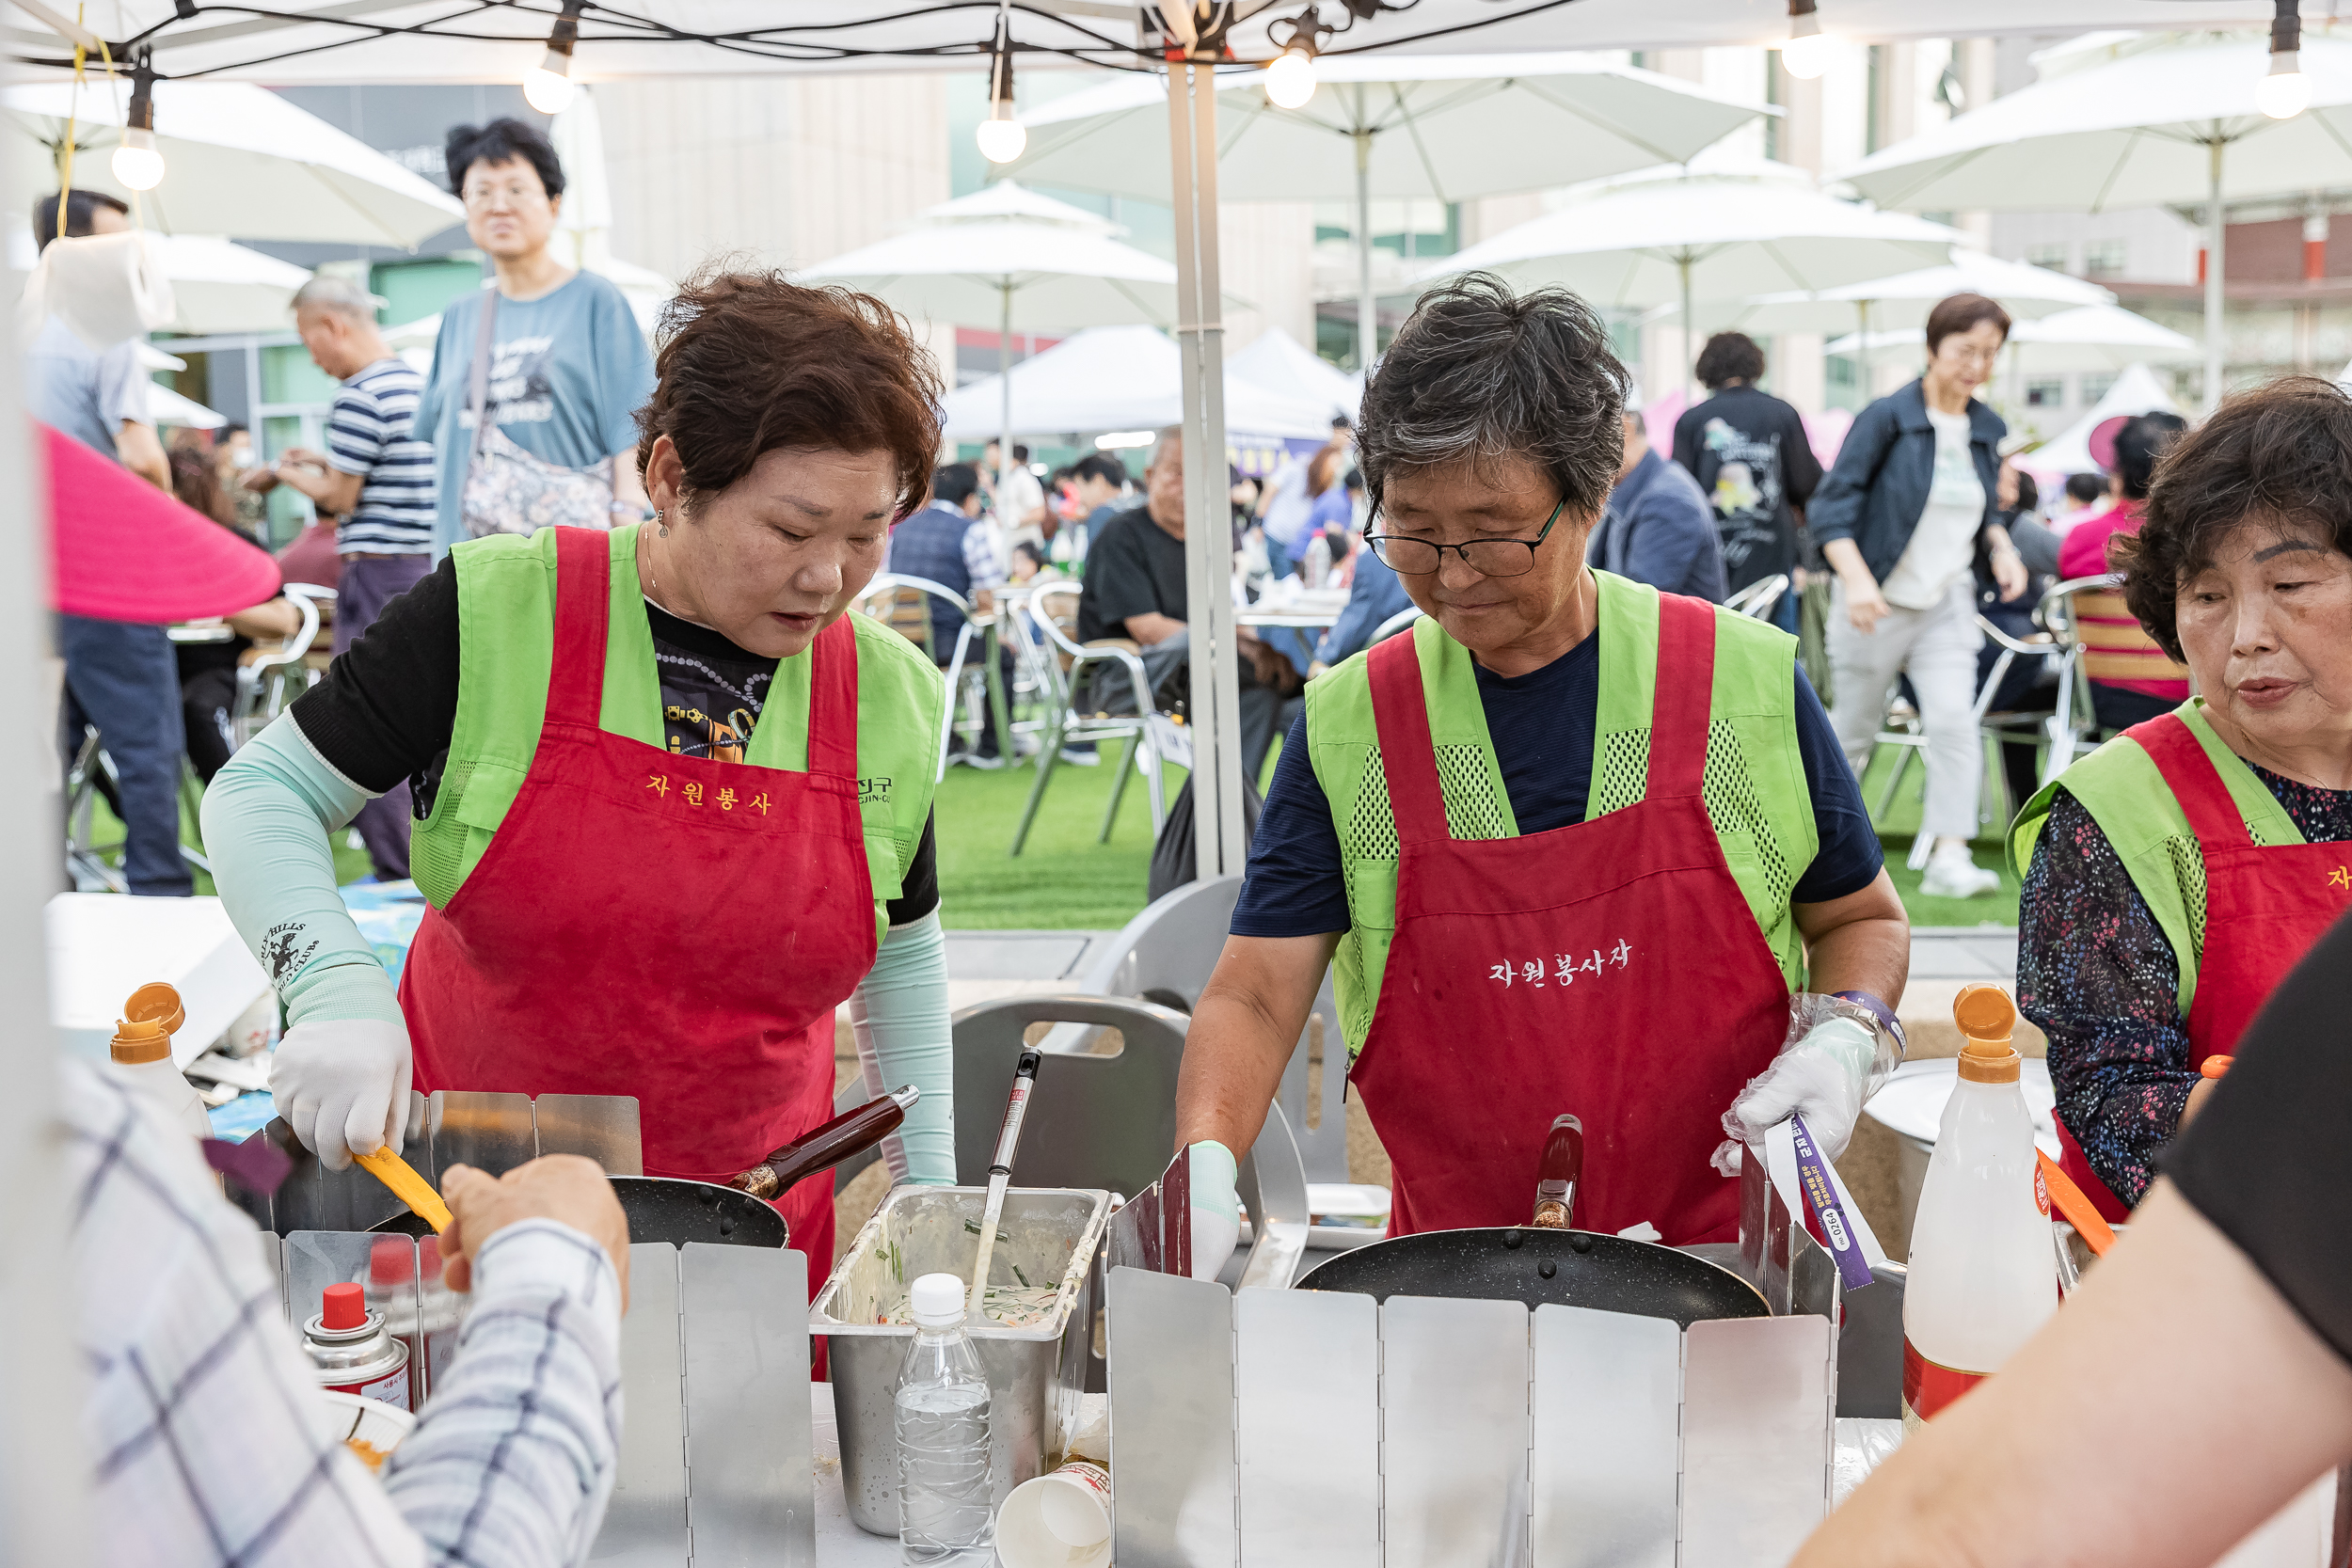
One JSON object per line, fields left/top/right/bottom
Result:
{"left": 2018, "top": 761, "right": 2352, "bottom": 1203}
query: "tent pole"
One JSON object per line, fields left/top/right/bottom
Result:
{"left": 1000, "top": 279, "right": 1015, "bottom": 538}
{"left": 1856, "top": 300, "right": 1871, "bottom": 404}
{"left": 1167, "top": 27, "right": 1245, "bottom": 879}
{"left": 1678, "top": 254, "right": 1694, "bottom": 403}
{"left": 2204, "top": 137, "right": 2226, "bottom": 414}
{"left": 1356, "top": 117, "right": 1376, "bottom": 375}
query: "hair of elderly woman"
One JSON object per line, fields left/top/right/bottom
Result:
{"left": 1356, "top": 272, "right": 1629, "bottom": 520}
{"left": 635, "top": 266, "right": 944, "bottom": 521}
{"left": 2116, "top": 377, "right": 2352, "bottom": 660}
{"left": 1924, "top": 292, "right": 2012, "bottom": 354}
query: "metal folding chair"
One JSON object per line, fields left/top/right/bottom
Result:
{"left": 2040, "top": 573, "right": 2179, "bottom": 788}
{"left": 850, "top": 573, "right": 1012, "bottom": 781}
{"left": 232, "top": 583, "right": 336, "bottom": 749}
{"left": 1009, "top": 581, "right": 1168, "bottom": 854}
{"left": 1724, "top": 573, "right": 1792, "bottom": 622}
{"left": 1368, "top": 605, "right": 1422, "bottom": 645}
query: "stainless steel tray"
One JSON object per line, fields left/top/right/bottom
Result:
{"left": 811, "top": 1184, "right": 1109, "bottom": 1536}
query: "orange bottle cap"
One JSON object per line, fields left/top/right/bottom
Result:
{"left": 1957, "top": 1038, "right": 2022, "bottom": 1084}
{"left": 110, "top": 1016, "right": 171, "bottom": 1065}
{"left": 1952, "top": 983, "right": 2018, "bottom": 1048}
{"left": 122, "top": 981, "right": 184, "bottom": 1037}
{"left": 2200, "top": 1055, "right": 2233, "bottom": 1080}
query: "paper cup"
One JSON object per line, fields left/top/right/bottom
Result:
{"left": 995, "top": 1460, "right": 1111, "bottom": 1568}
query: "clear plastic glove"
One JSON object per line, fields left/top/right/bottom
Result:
{"left": 1187, "top": 1139, "right": 1240, "bottom": 1283}
{"left": 271, "top": 1016, "right": 413, "bottom": 1171}
{"left": 1715, "top": 1013, "right": 1881, "bottom": 1172}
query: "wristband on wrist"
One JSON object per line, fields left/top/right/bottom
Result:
{"left": 1830, "top": 989, "right": 1906, "bottom": 1057}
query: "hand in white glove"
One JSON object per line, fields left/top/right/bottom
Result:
{"left": 1186, "top": 1139, "right": 1240, "bottom": 1283}
{"left": 271, "top": 1016, "right": 413, "bottom": 1171}
{"left": 1718, "top": 1015, "right": 1879, "bottom": 1169}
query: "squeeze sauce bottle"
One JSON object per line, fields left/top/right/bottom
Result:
{"left": 1899, "top": 985, "right": 2057, "bottom": 1433}
{"left": 109, "top": 982, "right": 212, "bottom": 1139}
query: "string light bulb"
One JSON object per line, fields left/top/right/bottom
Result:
{"left": 1780, "top": 0, "right": 1831, "bottom": 81}
{"left": 1266, "top": 44, "right": 1318, "bottom": 108}
{"left": 976, "top": 8, "right": 1025, "bottom": 164}
{"left": 523, "top": 0, "right": 582, "bottom": 115}
{"left": 2258, "top": 1, "right": 2308, "bottom": 119}
{"left": 111, "top": 64, "right": 165, "bottom": 191}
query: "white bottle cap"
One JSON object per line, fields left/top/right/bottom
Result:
{"left": 910, "top": 1273, "right": 968, "bottom": 1327}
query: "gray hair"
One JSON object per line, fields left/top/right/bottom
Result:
{"left": 291, "top": 273, "right": 377, "bottom": 322}
{"left": 1358, "top": 272, "right": 1629, "bottom": 520}
{"left": 1147, "top": 423, "right": 1184, "bottom": 473}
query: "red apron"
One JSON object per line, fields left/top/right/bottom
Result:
{"left": 402, "top": 527, "right": 876, "bottom": 1285}
{"left": 1349, "top": 594, "right": 1793, "bottom": 1245}
{"left": 2054, "top": 712, "right": 2352, "bottom": 1220}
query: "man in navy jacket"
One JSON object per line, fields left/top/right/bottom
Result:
{"left": 1588, "top": 405, "right": 1728, "bottom": 602}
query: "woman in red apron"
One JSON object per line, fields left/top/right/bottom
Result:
{"left": 206, "top": 274, "right": 961, "bottom": 1309}
{"left": 1168, "top": 277, "right": 1911, "bottom": 1265}
{"left": 2017, "top": 378, "right": 2352, "bottom": 1221}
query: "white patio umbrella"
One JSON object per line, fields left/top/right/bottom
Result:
{"left": 1841, "top": 32, "right": 2352, "bottom": 411}
{"left": 547, "top": 88, "right": 672, "bottom": 334}
{"left": 1426, "top": 158, "right": 1958, "bottom": 397}
{"left": 803, "top": 181, "right": 1207, "bottom": 515}
{"left": 999, "top": 54, "right": 1770, "bottom": 373}
{"left": 936, "top": 324, "right": 1335, "bottom": 441}
{"left": 147, "top": 380, "right": 226, "bottom": 429}
{"left": 1228, "top": 326, "right": 1360, "bottom": 422}
{"left": 8, "top": 230, "right": 310, "bottom": 335}
{"left": 4, "top": 80, "right": 464, "bottom": 249}
{"left": 1829, "top": 306, "right": 2201, "bottom": 374}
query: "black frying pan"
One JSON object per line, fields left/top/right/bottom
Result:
{"left": 1295, "top": 1113, "right": 1768, "bottom": 1327}
{"left": 371, "top": 1086, "right": 918, "bottom": 1251}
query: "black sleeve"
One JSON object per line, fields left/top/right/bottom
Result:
{"left": 290, "top": 553, "right": 460, "bottom": 797}
{"left": 1670, "top": 408, "right": 1702, "bottom": 480}
{"left": 1781, "top": 402, "right": 1824, "bottom": 508}
{"left": 2164, "top": 909, "right": 2352, "bottom": 1368}
{"left": 886, "top": 811, "right": 939, "bottom": 927}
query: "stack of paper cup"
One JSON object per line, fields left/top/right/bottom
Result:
{"left": 995, "top": 1461, "right": 1111, "bottom": 1568}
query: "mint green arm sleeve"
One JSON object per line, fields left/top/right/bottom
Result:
{"left": 848, "top": 912, "right": 955, "bottom": 1186}
{"left": 198, "top": 714, "right": 405, "bottom": 1028}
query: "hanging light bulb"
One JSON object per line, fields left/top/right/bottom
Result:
{"left": 1266, "top": 44, "right": 1318, "bottom": 108}
{"left": 111, "top": 64, "right": 165, "bottom": 191}
{"left": 975, "top": 8, "right": 1025, "bottom": 164}
{"left": 523, "top": 0, "right": 582, "bottom": 115}
{"left": 1780, "top": 0, "right": 1832, "bottom": 81}
{"left": 2258, "top": 1, "right": 2308, "bottom": 119}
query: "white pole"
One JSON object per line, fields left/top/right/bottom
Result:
{"left": 2204, "top": 136, "right": 2227, "bottom": 414}
{"left": 999, "top": 279, "right": 1016, "bottom": 536}
{"left": 1856, "top": 299, "right": 1872, "bottom": 403}
{"left": 1167, "top": 29, "right": 1246, "bottom": 879}
{"left": 1678, "top": 254, "right": 1694, "bottom": 404}
{"left": 1356, "top": 117, "right": 1376, "bottom": 375}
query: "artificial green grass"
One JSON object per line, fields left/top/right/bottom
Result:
{"left": 74, "top": 784, "right": 377, "bottom": 894}
{"left": 931, "top": 746, "right": 1182, "bottom": 928}
{"left": 1854, "top": 744, "right": 2024, "bottom": 928}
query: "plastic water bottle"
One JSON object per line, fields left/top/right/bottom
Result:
{"left": 896, "top": 1273, "right": 994, "bottom": 1565}
{"left": 1302, "top": 530, "right": 1333, "bottom": 590}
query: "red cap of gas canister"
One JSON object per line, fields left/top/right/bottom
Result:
{"left": 322, "top": 1282, "right": 367, "bottom": 1330}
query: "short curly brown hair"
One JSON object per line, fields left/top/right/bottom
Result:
{"left": 636, "top": 265, "right": 943, "bottom": 521}
{"left": 2116, "top": 376, "right": 2352, "bottom": 660}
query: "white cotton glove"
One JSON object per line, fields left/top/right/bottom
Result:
{"left": 1187, "top": 1139, "right": 1241, "bottom": 1283}
{"left": 1716, "top": 1015, "right": 1879, "bottom": 1171}
{"left": 271, "top": 1016, "right": 413, "bottom": 1171}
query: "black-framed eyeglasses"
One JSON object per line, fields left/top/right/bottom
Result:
{"left": 1365, "top": 499, "right": 1566, "bottom": 578}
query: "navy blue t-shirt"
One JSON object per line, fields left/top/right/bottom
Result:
{"left": 1231, "top": 637, "right": 1881, "bottom": 936}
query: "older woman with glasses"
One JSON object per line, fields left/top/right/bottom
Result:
{"left": 1167, "top": 275, "right": 1909, "bottom": 1268}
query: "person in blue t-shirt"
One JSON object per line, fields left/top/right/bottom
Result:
{"left": 417, "top": 118, "right": 656, "bottom": 556}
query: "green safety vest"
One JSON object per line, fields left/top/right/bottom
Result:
{"left": 2010, "top": 701, "right": 2299, "bottom": 1020}
{"left": 408, "top": 523, "right": 946, "bottom": 944}
{"left": 1302, "top": 570, "right": 1820, "bottom": 1056}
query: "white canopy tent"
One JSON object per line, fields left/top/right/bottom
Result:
{"left": 1426, "top": 158, "right": 1958, "bottom": 396}
{"left": 1227, "top": 326, "right": 1360, "bottom": 423}
{"left": 998, "top": 53, "right": 1768, "bottom": 373}
{"left": 3, "top": 79, "right": 463, "bottom": 248}
{"left": 937, "top": 324, "right": 1335, "bottom": 442}
{"left": 1827, "top": 306, "right": 2201, "bottom": 375}
{"left": 1841, "top": 32, "right": 2352, "bottom": 411}
{"left": 803, "top": 182, "right": 1214, "bottom": 520}
{"left": 2016, "top": 362, "right": 2183, "bottom": 483}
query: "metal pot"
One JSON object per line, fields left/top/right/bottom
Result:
{"left": 1294, "top": 1113, "right": 1769, "bottom": 1327}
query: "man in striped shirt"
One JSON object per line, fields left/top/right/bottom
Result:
{"left": 266, "top": 274, "right": 438, "bottom": 880}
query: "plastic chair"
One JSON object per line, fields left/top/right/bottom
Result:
{"left": 1009, "top": 581, "right": 1168, "bottom": 854}
{"left": 950, "top": 993, "right": 1312, "bottom": 1293}
{"left": 850, "top": 572, "right": 1011, "bottom": 780}
{"left": 1724, "top": 573, "right": 1792, "bottom": 623}
{"left": 2040, "top": 573, "right": 2175, "bottom": 788}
